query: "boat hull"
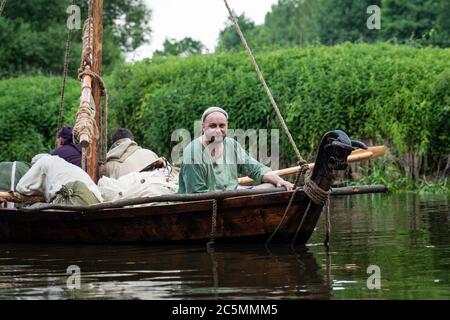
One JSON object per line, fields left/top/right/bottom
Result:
{"left": 0, "top": 190, "right": 322, "bottom": 244}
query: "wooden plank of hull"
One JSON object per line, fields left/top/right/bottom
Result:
{"left": 0, "top": 190, "right": 318, "bottom": 244}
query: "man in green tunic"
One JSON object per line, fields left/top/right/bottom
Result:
{"left": 178, "top": 107, "right": 293, "bottom": 194}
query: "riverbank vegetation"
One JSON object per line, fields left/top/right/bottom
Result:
{"left": 0, "top": 43, "right": 448, "bottom": 192}
{"left": 1, "top": 0, "right": 449, "bottom": 192}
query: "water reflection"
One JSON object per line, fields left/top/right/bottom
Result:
{"left": 0, "top": 193, "right": 448, "bottom": 300}
{"left": 0, "top": 244, "right": 331, "bottom": 299}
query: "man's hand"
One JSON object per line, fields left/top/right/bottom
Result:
{"left": 276, "top": 179, "right": 294, "bottom": 191}
{"left": 262, "top": 171, "right": 294, "bottom": 191}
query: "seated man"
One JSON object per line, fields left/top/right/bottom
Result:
{"left": 16, "top": 154, "right": 102, "bottom": 205}
{"left": 178, "top": 107, "right": 293, "bottom": 194}
{"left": 51, "top": 126, "right": 83, "bottom": 168}
{"left": 104, "top": 128, "right": 159, "bottom": 179}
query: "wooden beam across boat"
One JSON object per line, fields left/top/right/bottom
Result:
{"left": 238, "top": 146, "right": 386, "bottom": 185}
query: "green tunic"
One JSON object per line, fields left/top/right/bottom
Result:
{"left": 178, "top": 137, "right": 271, "bottom": 194}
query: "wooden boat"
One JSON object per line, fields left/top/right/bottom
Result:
{"left": 0, "top": 1, "right": 386, "bottom": 245}
{"left": 0, "top": 130, "right": 382, "bottom": 244}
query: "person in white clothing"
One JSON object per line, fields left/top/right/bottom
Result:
{"left": 16, "top": 154, "right": 103, "bottom": 203}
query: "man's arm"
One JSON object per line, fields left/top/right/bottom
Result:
{"left": 234, "top": 140, "right": 294, "bottom": 191}
{"left": 16, "top": 160, "right": 45, "bottom": 196}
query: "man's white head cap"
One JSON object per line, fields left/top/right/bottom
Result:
{"left": 201, "top": 107, "right": 228, "bottom": 123}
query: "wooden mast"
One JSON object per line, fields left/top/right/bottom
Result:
{"left": 78, "top": 0, "right": 103, "bottom": 182}
{"left": 88, "top": 0, "right": 103, "bottom": 182}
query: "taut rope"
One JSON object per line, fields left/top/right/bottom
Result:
{"left": 265, "top": 187, "right": 300, "bottom": 245}
{"left": 0, "top": 0, "right": 6, "bottom": 17}
{"left": 290, "top": 175, "right": 331, "bottom": 246}
{"left": 266, "top": 174, "right": 331, "bottom": 246}
{"left": 222, "top": 1, "right": 310, "bottom": 239}
{"left": 56, "top": 0, "right": 76, "bottom": 145}
{"left": 223, "top": 0, "right": 326, "bottom": 246}
{"left": 222, "top": 0, "right": 306, "bottom": 169}
{"left": 207, "top": 199, "right": 218, "bottom": 249}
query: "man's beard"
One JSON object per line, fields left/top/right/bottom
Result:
{"left": 206, "top": 133, "right": 225, "bottom": 144}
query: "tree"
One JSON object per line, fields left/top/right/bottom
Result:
{"left": 215, "top": 0, "right": 450, "bottom": 53}
{"left": 381, "top": 0, "right": 443, "bottom": 46}
{"left": 216, "top": 14, "right": 257, "bottom": 52}
{"left": 313, "top": 0, "right": 382, "bottom": 45}
{"left": 263, "top": 0, "right": 318, "bottom": 47}
{"left": 154, "top": 38, "right": 206, "bottom": 57}
{"left": 0, "top": 0, "right": 151, "bottom": 77}
{"left": 215, "top": 0, "right": 384, "bottom": 51}
{"left": 382, "top": 0, "right": 438, "bottom": 40}
{"left": 431, "top": 0, "right": 450, "bottom": 47}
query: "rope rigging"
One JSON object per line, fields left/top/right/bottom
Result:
{"left": 222, "top": 0, "right": 307, "bottom": 172}
{"left": 223, "top": 0, "right": 328, "bottom": 245}
{"left": 57, "top": 0, "right": 76, "bottom": 145}
{"left": 70, "top": 0, "right": 108, "bottom": 172}
{"left": 0, "top": 0, "right": 6, "bottom": 17}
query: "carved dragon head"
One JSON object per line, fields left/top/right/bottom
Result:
{"left": 311, "top": 130, "right": 367, "bottom": 180}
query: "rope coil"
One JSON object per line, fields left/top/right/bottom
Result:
{"left": 80, "top": 18, "right": 94, "bottom": 70}
{"left": 76, "top": 4, "right": 109, "bottom": 164}
{"left": 73, "top": 100, "right": 99, "bottom": 144}
{"left": 303, "top": 174, "right": 331, "bottom": 206}
{"left": 78, "top": 69, "right": 108, "bottom": 162}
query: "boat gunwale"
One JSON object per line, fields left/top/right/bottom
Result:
{"left": 0, "top": 190, "right": 305, "bottom": 221}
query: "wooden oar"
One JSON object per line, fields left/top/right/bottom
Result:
{"left": 0, "top": 192, "right": 45, "bottom": 204}
{"left": 238, "top": 145, "right": 386, "bottom": 185}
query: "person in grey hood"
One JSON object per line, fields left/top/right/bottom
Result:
{"left": 103, "top": 128, "right": 158, "bottom": 179}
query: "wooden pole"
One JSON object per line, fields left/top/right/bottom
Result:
{"left": 86, "top": 0, "right": 103, "bottom": 183}
{"left": 2, "top": 184, "right": 388, "bottom": 208}
{"left": 0, "top": 192, "right": 46, "bottom": 204}
{"left": 17, "top": 184, "right": 388, "bottom": 212}
{"left": 238, "top": 146, "right": 387, "bottom": 185}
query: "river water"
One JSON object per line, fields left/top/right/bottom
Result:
{"left": 0, "top": 193, "right": 448, "bottom": 300}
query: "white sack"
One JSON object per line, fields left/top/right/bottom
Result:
{"left": 16, "top": 155, "right": 103, "bottom": 202}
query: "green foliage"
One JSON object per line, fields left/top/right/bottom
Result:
{"left": 154, "top": 37, "right": 206, "bottom": 57}
{"left": 0, "top": 0, "right": 151, "bottom": 78}
{"left": 216, "top": 0, "right": 450, "bottom": 51}
{"left": 381, "top": 0, "right": 439, "bottom": 43}
{"left": 0, "top": 76, "right": 81, "bottom": 161}
{"left": 107, "top": 44, "right": 449, "bottom": 180}
{"left": 1, "top": 44, "right": 448, "bottom": 192}
{"left": 216, "top": 14, "right": 258, "bottom": 52}
{"left": 314, "top": 0, "right": 382, "bottom": 45}
{"left": 357, "top": 160, "right": 449, "bottom": 193}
